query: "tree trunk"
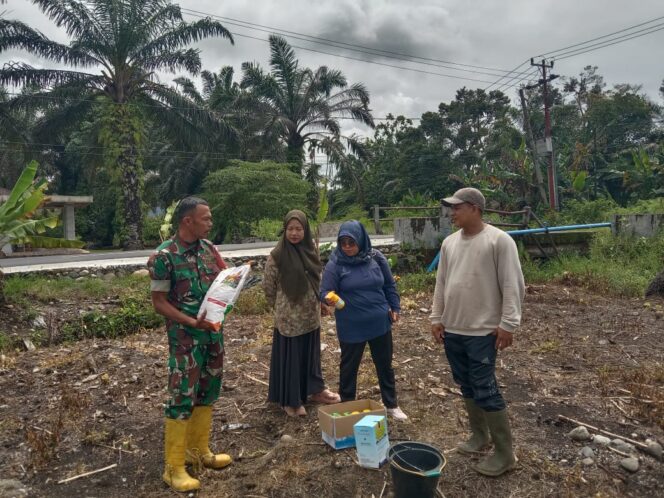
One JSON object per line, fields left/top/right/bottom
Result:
{"left": 100, "top": 102, "right": 144, "bottom": 250}
{"left": 304, "top": 162, "right": 320, "bottom": 214}
{"left": 120, "top": 153, "right": 143, "bottom": 250}
{"left": 286, "top": 134, "right": 305, "bottom": 174}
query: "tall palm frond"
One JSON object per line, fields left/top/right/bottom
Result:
{"left": 0, "top": 0, "right": 234, "bottom": 249}
{"left": 240, "top": 35, "right": 374, "bottom": 168}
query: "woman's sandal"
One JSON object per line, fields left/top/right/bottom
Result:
{"left": 309, "top": 389, "right": 341, "bottom": 404}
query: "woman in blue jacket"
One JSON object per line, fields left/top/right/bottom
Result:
{"left": 321, "top": 220, "right": 408, "bottom": 421}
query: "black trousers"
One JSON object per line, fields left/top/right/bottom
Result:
{"left": 268, "top": 328, "right": 325, "bottom": 408}
{"left": 339, "top": 330, "right": 397, "bottom": 408}
{"left": 443, "top": 332, "right": 506, "bottom": 412}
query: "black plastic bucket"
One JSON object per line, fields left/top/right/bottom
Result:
{"left": 388, "top": 442, "right": 446, "bottom": 498}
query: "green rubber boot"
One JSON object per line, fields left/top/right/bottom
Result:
{"left": 458, "top": 398, "right": 491, "bottom": 455}
{"left": 473, "top": 409, "right": 516, "bottom": 477}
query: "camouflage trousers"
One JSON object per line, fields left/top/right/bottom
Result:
{"left": 165, "top": 325, "right": 225, "bottom": 420}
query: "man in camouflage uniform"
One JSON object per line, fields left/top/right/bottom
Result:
{"left": 148, "top": 197, "right": 232, "bottom": 492}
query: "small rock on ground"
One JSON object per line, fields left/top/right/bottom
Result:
{"left": 568, "top": 426, "right": 591, "bottom": 441}
{"left": 0, "top": 479, "right": 29, "bottom": 498}
{"left": 645, "top": 440, "right": 663, "bottom": 459}
{"left": 581, "top": 457, "right": 595, "bottom": 466}
{"left": 620, "top": 457, "right": 639, "bottom": 473}
{"left": 611, "top": 438, "right": 635, "bottom": 454}
{"left": 592, "top": 435, "right": 611, "bottom": 446}
{"left": 280, "top": 434, "right": 294, "bottom": 443}
{"left": 579, "top": 446, "right": 595, "bottom": 458}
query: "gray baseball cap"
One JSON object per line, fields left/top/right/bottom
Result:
{"left": 442, "top": 187, "right": 486, "bottom": 210}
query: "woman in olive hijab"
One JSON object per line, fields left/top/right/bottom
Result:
{"left": 263, "top": 210, "right": 340, "bottom": 416}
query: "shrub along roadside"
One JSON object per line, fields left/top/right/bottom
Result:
{"left": 59, "top": 298, "right": 162, "bottom": 343}
{"left": 523, "top": 231, "right": 664, "bottom": 297}
{"left": 2, "top": 231, "right": 661, "bottom": 352}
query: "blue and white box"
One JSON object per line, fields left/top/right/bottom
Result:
{"left": 353, "top": 415, "right": 390, "bottom": 469}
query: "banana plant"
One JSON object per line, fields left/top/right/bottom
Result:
{"left": 159, "top": 200, "right": 180, "bottom": 242}
{"left": 313, "top": 181, "right": 329, "bottom": 247}
{"left": 0, "top": 161, "right": 84, "bottom": 250}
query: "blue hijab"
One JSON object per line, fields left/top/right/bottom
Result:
{"left": 332, "top": 220, "right": 375, "bottom": 266}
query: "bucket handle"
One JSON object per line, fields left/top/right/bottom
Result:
{"left": 389, "top": 447, "right": 446, "bottom": 477}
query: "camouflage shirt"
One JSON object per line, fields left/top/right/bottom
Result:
{"left": 147, "top": 235, "right": 227, "bottom": 342}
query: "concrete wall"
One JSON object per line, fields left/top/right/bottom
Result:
{"left": 7, "top": 244, "right": 405, "bottom": 279}
{"left": 393, "top": 217, "right": 451, "bottom": 249}
{"left": 612, "top": 214, "right": 664, "bottom": 238}
{"left": 318, "top": 222, "right": 342, "bottom": 238}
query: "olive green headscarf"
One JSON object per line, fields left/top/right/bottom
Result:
{"left": 270, "top": 210, "right": 322, "bottom": 302}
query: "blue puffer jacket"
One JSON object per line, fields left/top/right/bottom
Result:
{"left": 320, "top": 221, "right": 401, "bottom": 343}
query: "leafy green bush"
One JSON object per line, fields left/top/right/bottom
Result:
{"left": 234, "top": 287, "right": 269, "bottom": 315}
{"left": 560, "top": 198, "right": 619, "bottom": 224}
{"left": 543, "top": 197, "right": 664, "bottom": 227}
{"left": 522, "top": 231, "right": 664, "bottom": 297}
{"left": 614, "top": 198, "right": 664, "bottom": 214}
{"left": 60, "top": 298, "right": 162, "bottom": 342}
{"left": 4, "top": 274, "right": 149, "bottom": 304}
{"left": 142, "top": 216, "right": 162, "bottom": 245}
{"left": 251, "top": 219, "right": 282, "bottom": 241}
{"left": 397, "top": 271, "right": 437, "bottom": 296}
{"left": 202, "top": 161, "right": 308, "bottom": 242}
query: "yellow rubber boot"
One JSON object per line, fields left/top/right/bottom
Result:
{"left": 186, "top": 406, "right": 232, "bottom": 469}
{"left": 163, "top": 418, "right": 201, "bottom": 492}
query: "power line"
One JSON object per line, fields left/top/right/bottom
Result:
{"left": 485, "top": 13, "right": 664, "bottom": 91}
{"left": 501, "top": 20, "right": 664, "bottom": 90}
{"left": 498, "top": 68, "right": 540, "bottom": 91}
{"left": 227, "top": 31, "right": 494, "bottom": 84}
{"left": 484, "top": 60, "right": 530, "bottom": 91}
{"left": 178, "top": 12, "right": 499, "bottom": 85}
{"left": 536, "top": 14, "right": 664, "bottom": 58}
{"left": 183, "top": 12, "right": 517, "bottom": 79}
{"left": 180, "top": 7, "right": 533, "bottom": 78}
{"left": 553, "top": 24, "right": 664, "bottom": 61}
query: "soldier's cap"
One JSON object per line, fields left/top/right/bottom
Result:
{"left": 442, "top": 187, "right": 486, "bottom": 211}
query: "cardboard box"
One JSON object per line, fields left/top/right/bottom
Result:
{"left": 318, "top": 400, "right": 386, "bottom": 449}
{"left": 354, "top": 415, "right": 390, "bottom": 469}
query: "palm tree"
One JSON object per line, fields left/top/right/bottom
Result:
{"left": 173, "top": 66, "right": 284, "bottom": 168}
{"left": 0, "top": 0, "right": 233, "bottom": 249}
{"left": 240, "top": 35, "right": 375, "bottom": 170}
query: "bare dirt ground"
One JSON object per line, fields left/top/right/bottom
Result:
{"left": 0, "top": 283, "right": 663, "bottom": 498}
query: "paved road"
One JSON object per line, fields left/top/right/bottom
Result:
{"left": 0, "top": 236, "right": 396, "bottom": 274}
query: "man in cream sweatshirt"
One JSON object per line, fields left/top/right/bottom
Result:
{"left": 430, "top": 187, "right": 525, "bottom": 477}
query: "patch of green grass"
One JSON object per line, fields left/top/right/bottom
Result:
{"left": 251, "top": 218, "right": 282, "bottom": 241}
{"left": 523, "top": 232, "right": 664, "bottom": 297}
{"left": 530, "top": 340, "right": 561, "bottom": 354}
{"left": 0, "top": 331, "right": 13, "bottom": 352}
{"left": 59, "top": 298, "right": 162, "bottom": 342}
{"left": 234, "top": 286, "right": 269, "bottom": 316}
{"left": 396, "top": 271, "right": 436, "bottom": 296}
{"left": 3, "top": 274, "right": 149, "bottom": 304}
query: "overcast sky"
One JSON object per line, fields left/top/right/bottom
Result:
{"left": 2, "top": 0, "right": 663, "bottom": 139}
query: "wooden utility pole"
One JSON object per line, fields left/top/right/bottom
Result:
{"left": 519, "top": 88, "right": 548, "bottom": 206}
{"left": 529, "top": 58, "right": 559, "bottom": 210}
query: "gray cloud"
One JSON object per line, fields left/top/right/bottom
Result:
{"left": 1, "top": 0, "right": 662, "bottom": 137}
